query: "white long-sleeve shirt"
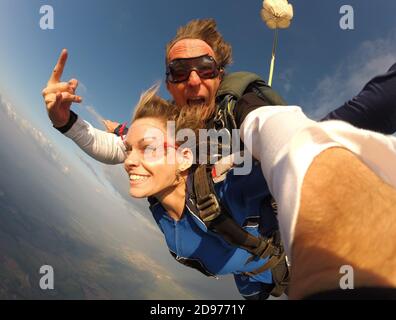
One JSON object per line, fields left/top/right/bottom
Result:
{"left": 64, "top": 116, "right": 126, "bottom": 164}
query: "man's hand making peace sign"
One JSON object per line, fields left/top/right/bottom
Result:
{"left": 42, "top": 49, "right": 83, "bottom": 128}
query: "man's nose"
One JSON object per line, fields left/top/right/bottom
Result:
{"left": 187, "top": 70, "right": 202, "bottom": 86}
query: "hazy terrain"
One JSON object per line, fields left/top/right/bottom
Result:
{"left": 0, "top": 94, "right": 240, "bottom": 299}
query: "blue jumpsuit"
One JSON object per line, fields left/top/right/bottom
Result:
{"left": 149, "top": 161, "right": 275, "bottom": 299}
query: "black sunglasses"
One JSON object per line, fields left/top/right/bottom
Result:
{"left": 166, "top": 55, "right": 221, "bottom": 83}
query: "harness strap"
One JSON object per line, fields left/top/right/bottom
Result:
{"left": 270, "top": 257, "right": 290, "bottom": 297}
{"left": 243, "top": 251, "right": 286, "bottom": 277}
{"left": 194, "top": 164, "right": 280, "bottom": 259}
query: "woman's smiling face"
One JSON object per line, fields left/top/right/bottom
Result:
{"left": 123, "top": 117, "right": 181, "bottom": 199}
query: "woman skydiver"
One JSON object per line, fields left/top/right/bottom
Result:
{"left": 123, "top": 85, "right": 288, "bottom": 300}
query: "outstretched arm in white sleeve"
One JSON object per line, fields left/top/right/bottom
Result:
{"left": 240, "top": 106, "right": 396, "bottom": 299}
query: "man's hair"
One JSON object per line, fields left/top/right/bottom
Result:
{"left": 166, "top": 18, "right": 233, "bottom": 69}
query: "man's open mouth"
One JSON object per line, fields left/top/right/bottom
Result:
{"left": 187, "top": 97, "right": 206, "bottom": 107}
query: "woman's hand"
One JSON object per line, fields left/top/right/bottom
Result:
{"left": 42, "top": 49, "right": 83, "bottom": 128}
{"left": 102, "top": 119, "right": 121, "bottom": 133}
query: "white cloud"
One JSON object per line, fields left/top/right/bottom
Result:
{"left": 0, "top": 95, "right": 70, "bottom": 175}
{"left": 77, "top": 81, "right": 88, "bottom": 95}
{"left": 278, "top": 68, "right": 294, "bottom": 94}
{"left": 303, "top": 34, "right": 396, "bottom": 119}
{"left": 85, "top": 105, "right": 105, "bottom": 129}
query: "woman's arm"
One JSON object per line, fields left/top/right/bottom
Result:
{"left": 62, "top": 112, "right": 126, "bottom": 164}
{"left": 42, "top": 50, "right": 126, "bottom": 165}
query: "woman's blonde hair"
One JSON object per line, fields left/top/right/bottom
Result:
{"left": 132, "top": 85, "right": 206, "bottom": 146}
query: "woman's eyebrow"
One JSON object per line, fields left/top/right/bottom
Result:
{"left": 124, "top": 137, "right": 158, "bottom": 149}
{"left": 138, "top": 136, "right": 159, "bottom": 144}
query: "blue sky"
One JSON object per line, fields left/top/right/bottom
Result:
{"left": 0, "top": 0, "right": 396, "bottom": 299}
{"left": 1, "top": 0, "right": 396, "bottom": 127}
{"left": 1, "top": 0, "right": 395, "bottom": 166}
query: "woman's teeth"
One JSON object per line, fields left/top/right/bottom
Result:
{"left": 129, "top": 175, "right": 149, "bottom": 181}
